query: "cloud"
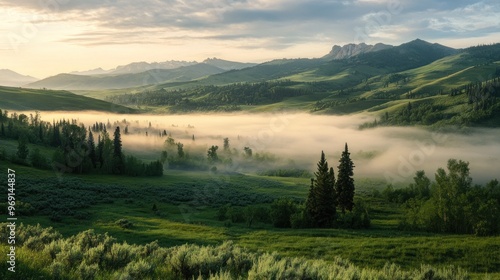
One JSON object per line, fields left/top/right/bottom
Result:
{"left": 1, "top": 0, "right": 499, "bottom": 77}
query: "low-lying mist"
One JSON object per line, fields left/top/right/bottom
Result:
{"left": 32, "top": 111, "right": 500, "bottom": 185}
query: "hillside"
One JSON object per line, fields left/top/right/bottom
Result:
{"left": 203, "top": 57, "right": 258, "bottom": 70}
{"left": 0, "top": 86, "right": 135, "bottom": 112}
{"left": 0, "top": 69, "right": 38, "bottom": 87}
{"left": 26, "top": 63, "right": 225, "bottom": 90}
{"left": 104, "top": 41, "right": 500, "bottom": 127}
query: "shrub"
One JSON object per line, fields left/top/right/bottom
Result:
{"left": 270, "top": 198, "right": 298, "bottom": 228}
{"left": 77, "top": 261, "right": 99, "bottom": 280}
{"left": 115, "top": 219, "right": 134, "bottom": 229}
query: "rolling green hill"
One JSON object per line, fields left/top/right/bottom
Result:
{"left": 103, "top": 41, "right": 500, "bottom": 127}
{"left": 0, "top": 86, "right": 135, "bottom": 112}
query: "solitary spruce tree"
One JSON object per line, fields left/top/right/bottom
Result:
{"left": 336, "top": 143, "right": 355, "bottom": 213}
{"left": 306, "top": 151, "right": 336, "bottom": 228}
{"left": 112, "top": 126, "right": 124, "bottom": 174}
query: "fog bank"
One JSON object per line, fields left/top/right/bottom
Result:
{"left": 28, "top": 111, "right": 500, "bottom": 185}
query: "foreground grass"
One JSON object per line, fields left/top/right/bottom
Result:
{"left": 1, "top": 160, "right": 499, "bottom": 278}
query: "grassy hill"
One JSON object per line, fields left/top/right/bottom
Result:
{"left": 0, "top": 86, "right": 135, "bottom": 112}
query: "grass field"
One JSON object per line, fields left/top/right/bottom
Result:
{"left": 0, "top": 86, "right": 135, "bottom": 113}
{"left": 1, "top": 150, "right": 499, "bottom": 279}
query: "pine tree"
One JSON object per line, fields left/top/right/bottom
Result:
{"left": 17, "top": 134, "right": 29, "bottom": 160}
{"left": 0, "top": 122, "right": 5, "bottom": 137}
{"left": 96, "top": 134, "right": 103, "bottom": 168}
{"left": 336, "top": 143, "right": 355, "bottom": 213}
{"left": 305, "top": 151, "right": 336, "bottom": 228}
{"left": 88, "top": 131, "right": 97, "bottom": 168}
{"left": 112, "top": 127, "right": 124, "bottom": 174}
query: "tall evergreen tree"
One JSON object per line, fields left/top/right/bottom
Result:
{"left": 88, "top": 131, "right": 97, "bottom": 168}
{"left": 112, "top": 126, "right": 124, "bottom": 174}
{"left": 96, "top": 134, "right": 104, "bottom": 168}
{"left": 336, "top": 143, "right": 355, "bottom": 213}
{"left": 306, "top": 151, "right": 336, "bottom": 227}
{"left": 0, "top": 122, "right": 5, "bottom": 137}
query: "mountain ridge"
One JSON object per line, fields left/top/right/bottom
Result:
{"left": 0, "top": 69, "right": 39, "bottom": 87}
{"left": 322, "top": 42, "right": 393, "bottom": 60}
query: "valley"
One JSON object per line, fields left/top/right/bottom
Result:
{"left": 1, "top": 39, "right": 499, "bottom": 280}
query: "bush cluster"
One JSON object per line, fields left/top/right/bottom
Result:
{"left": 0, "top": 223, "right": 472, "bottom": 280}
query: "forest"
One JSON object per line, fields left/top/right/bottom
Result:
{"left": 106, "top": 80, "right": 312, "bottom": 112}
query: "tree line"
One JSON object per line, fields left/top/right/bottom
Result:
{"left": 382, "top": 159, "right": 499, "bottom": 236}
{"left": 0, "top": 109, "right": 162, "bottom": 177}
{"left": 106, "top": 80, "right": 311, "bottom": 112}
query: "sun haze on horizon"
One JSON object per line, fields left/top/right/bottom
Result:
{"left": 0, "top": 0, "right": 499, "bottom": 78}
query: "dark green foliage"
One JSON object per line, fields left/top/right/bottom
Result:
{"left": 216, "top": 204, "right": 229, "bottom": 221}
{"left": 16, "top": 133, "right": 29, "bottom": 160}
{"left": 30, "top": 148, "right": 49, "bottom": 169}
{"left": 107, "top": 80, "right": 311, "bottom": 112}
{"left": 207, "top": 145, "right": 219, "bottom": 162}
{"left": 0, "top": 110, "right": 161, "bottom": 177}
{"left": 258, "top": 168, "right": 312, "bottom": 178}
{"left": 305, "top": 151, "right": 337, "bottom": 227}
{"left": 124, "top": 156, "right": 163, "bottom": 177}
{"left": 270, "top": 198, "right": 298, "bottom": 228}
{"left": 0, "top": 223, "right": 473, "bottom": 280}
{"left": 177, "top": 142, "right": 184, "bottom": 158}
{"left": 87, "top": 130, "right": 97, "bottom": 168}
{"left": 116, "top": 219, "right": 134, "bottom": 229}
{"left": 112, "top": 126, "right": 124, "bottom": 174}
{"left": 336, "top": 143, "right": 355, "bottom": 213}
{"left": 397, "top": 160, "right": 500, "bottom": 235}
{"left": 337, "top": 199, "right": 371, "bottom": 229}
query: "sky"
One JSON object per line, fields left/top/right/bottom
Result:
{"left": 0, "top": 0, "right": 499, "bottom": 78}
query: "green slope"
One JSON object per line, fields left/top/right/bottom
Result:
{"left": 0, "top": 86, "right": 135, "bottom": 112}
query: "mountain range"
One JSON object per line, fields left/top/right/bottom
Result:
{"left": 0, "top": 69, "right": 38, "bottom": 87}
{"left": 2, "top": 38, "right": 500, "bottom": 128}
{"left": 1, "top": 40, "right": 454, "bottom": 90}
{"left": 23, "top": 58, "right": 258, "bottom": 90}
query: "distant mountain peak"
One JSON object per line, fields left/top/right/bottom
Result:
{"left": 323, "top": 42, "right": 393, "bottom": 60}
{"left": 0, "top": 69, "right": 38, "bottom": 87}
